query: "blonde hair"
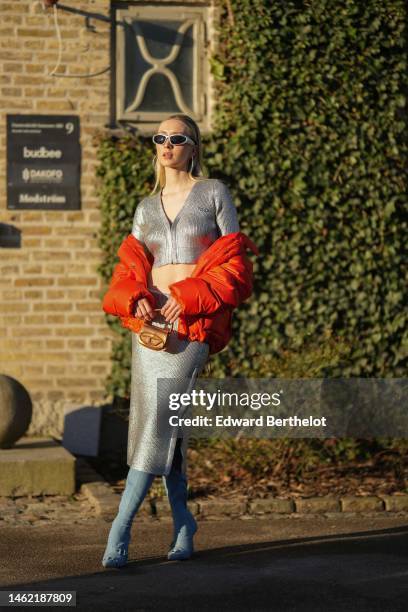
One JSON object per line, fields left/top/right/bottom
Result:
{"left": 150, "top": 114, "right": 210, "bottom": 195}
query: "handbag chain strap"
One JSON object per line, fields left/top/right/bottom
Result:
{"left": 144, "top": 308, "right": 174, "bottom": 331}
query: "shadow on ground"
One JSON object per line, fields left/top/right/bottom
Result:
{"left": 0, "top": 517, "right": 407, "bottom": 611}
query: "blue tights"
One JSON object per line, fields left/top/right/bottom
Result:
{"left": 102, "top": 438, "right": 197, "bottom": 567}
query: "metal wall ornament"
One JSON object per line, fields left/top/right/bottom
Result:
{"left": 114, "top": 4, "right": 210, "bottom": 129}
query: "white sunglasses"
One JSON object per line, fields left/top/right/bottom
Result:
{"left": 152, "top": 133, "right": 196, "bottom": 146}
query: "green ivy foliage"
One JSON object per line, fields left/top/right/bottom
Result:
{"left": 94, "top": 0, "right": 407, "bottom": 400}
{"left": 207, "top": 0, "right": 407, "bottom": 378}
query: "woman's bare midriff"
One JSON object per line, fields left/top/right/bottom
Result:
{"left": 147, "top": 263, "right": 196, "bottom": 294}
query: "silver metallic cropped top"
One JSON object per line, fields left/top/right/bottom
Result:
{"left": 131, "top": 178, "right": 240, "bottom": 268}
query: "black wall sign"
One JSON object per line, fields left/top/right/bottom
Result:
{"left": 7, "top": 114, "right": 81, "bottom": 210}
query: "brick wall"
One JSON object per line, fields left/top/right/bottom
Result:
{"left": 0, "top": 0, "right": 115, "bottom": 438}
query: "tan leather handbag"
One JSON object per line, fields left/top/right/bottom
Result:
{"left": 138, "top": 308, "right": 174, "bottom": 351}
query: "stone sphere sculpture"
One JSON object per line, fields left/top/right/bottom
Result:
{"left": 0, "top": 374, "right": 32, "bottom": 448}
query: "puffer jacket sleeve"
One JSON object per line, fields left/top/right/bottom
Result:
{"left": 102, "top": 261, "right": 156, "bottom": 318}
{"left": 169, "top": 253, "right": 254, "bottom": 315}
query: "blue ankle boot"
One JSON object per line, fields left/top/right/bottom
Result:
{"left": 102, "top": 468, "right": 155, "bottom": 568}
{"left": 163, "top": 466, "right": 197, "bottom": 561}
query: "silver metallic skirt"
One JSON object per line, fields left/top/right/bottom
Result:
{"left": 127, "top": 287, "right": 210, "bottom": 477}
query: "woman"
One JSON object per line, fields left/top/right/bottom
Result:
{"left": 101, "top": 113, "right": 259, "bottom": 568}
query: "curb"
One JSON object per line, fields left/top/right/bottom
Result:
{"left": 76, "top": 459, "right": 408, "bottom": 521}
{"left": 76, "top": 458, "right": 124, "bottom": 521}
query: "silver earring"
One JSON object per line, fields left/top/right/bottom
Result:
{"left": 189, "top": 157, "right": 195, "bottom": 173}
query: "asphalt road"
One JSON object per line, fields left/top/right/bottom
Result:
{"left": 0, "top": 515, "right": 407, "bottom": 611}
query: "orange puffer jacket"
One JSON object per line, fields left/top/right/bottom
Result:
{"left": 102, "top": 231, "right": 259, "bottom": 354}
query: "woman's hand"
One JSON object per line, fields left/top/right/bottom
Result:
{"left": 160, "top": 295, "right": 183, "bottom": 324}
{"left": 133, "top": 297, "right": 154, "bottom": 321}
